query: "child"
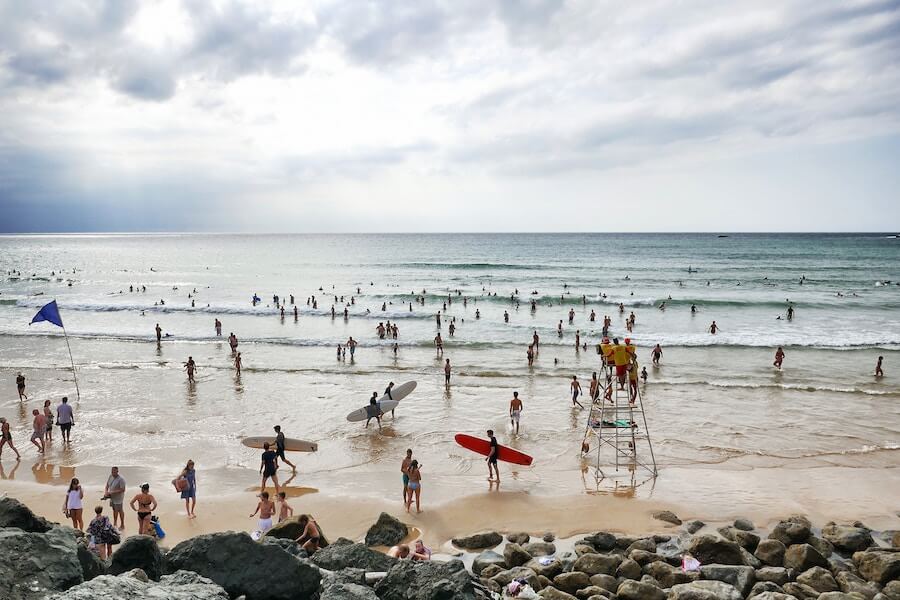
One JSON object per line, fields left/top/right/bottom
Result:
{"left": 277, "top": 491, "right": 293, "bottom": 523}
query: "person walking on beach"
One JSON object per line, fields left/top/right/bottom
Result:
{"left": 294, "top": 514, "right": 321, "bottom": 553}
{"left": 444, "top": 359, "right": 452, "bottom": 386}
{"left": 30, "top": 409, "right": 45, "bottom": 454}
{"left": 486, "top": 429, "right": 500, "bottom": 482}
{"left": 250, "top": 491, "right": 276, "bottom": 534}
{"left": 708, "top": 321, "right": 719, "bottom": 334}
{"left": 184, "top": 357, "right": 196, "bottom": 382}
{"left": 16, "top": 372, "right": 27, "bottom": 400}
{"left": 651, "top": 344, "right": 663, "bottom": 365}
{"left": 875, "top": 356, "right": 884, "bottom": 377}
{"left": 43, "top": 399, "right": 54, "bottom": 444}
{"left": 103, "top": 466, "right": 126, "bottom": 530}
{"left": 570, "top": 376, "right": 584, "bottom": 409}
{"left": 277, "top": 491, "right": 293, "bottom": 523}
{"left": 773, "top": 347, "right": 785, "bottom": 369}
{"left": 176, "top": 460, "right": 197, "bottom": 518}
{"left": 234, "top": 352, "right": 242, "bottom": 374}
{"left": 401, "top": 449, "right": 413, "bottom": 504}
{"left": 405, "top": 460, "right": 422, "bottom": 513}
{"left": 273, "top": 425, "right": 296, "bottom": 471}
{"left": 129, "top": 483, "right": 157, "bottom": 535}
{"left": 260, "top": 442, "right": 280, "bottom": 493}
{"left": 509, "top": 392, "right": 523, "bottom": 434}
{"left": 155, "top": 324, "right": 162, "bottom": 343}
{"left": 63, "top": 477, "right": 84, "bottom": 530}
{"left": 57, "top": 396, "right": 74, "bottom": 444}
{"left": 0, "top": 417, "right": 21, "bottom": 460}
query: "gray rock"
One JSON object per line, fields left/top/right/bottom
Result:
{"left": 538, "top": 588, "right": 578, "bottom": 600}
{"left": 616, "top": 579, "right": 666, "bottom": 600}
{"left": 782, "top": 581, "right": 821, "bottom": 599}
{"left": 320, "top": 581, "right": 378, "bottom": 600}
{"left": 756, "top": 567, "right": 791, "bottom": 586}
{"left": 588, "top": 574, "right": 618, "bottom": 591}
{"left": 524, "top": 541, "right": 558, "bottom": 557}
{"left": 749, "top": 581, "right": 784, "bottom": 597}
{"left": 109, "top": 536, "right": 163, "bottom": 580}
{"left": 553, "top": 571, "right": 592, "bottom": 595}
{"left": 769, "top": 518, "right": 811, "bottom": 546}
{"left": 583, "top": 532, "right": 617, "bottom": 551}
{"left": 508, "top": 532, "right": 530, "bottom": 545}
{"left": 364, "top": 512, "right": 408, "bottom": 547}
{"left": 0, "top": 496, "right": 54, "bottom": 532}
{"left": 783, "top": 543, "right": 829, "bottom": 571}
{"left": 0, "top": 527, "right": 83, "bottom": 599}
{"left": 756, "top": 539, "right": 787, "bottom": 566}
{"left": 644, "top": 560, "right": 692, "bottom": 588}
{"left": 853, "top": 549, "right": 900, "bottom": 586}
{"left": 375, "top": 559, "right": 476, "bottom": 600}
{"left": 685, "top": 521, "right": 706, "bottom": 534}
{"left": 472, "top": 550, "right": 506, "bottom": 576}
{"left": 504, "top": 542, "right": 533, "bottom": 568}
{"left": 166, "top": 531, "right": 321, "bottom": 600}
{"left": 526, "top": 557, "right": 564, "bottom": 579}
{"left": 490, "top": 566, "right": 541, "bottom": 589}
{"left": 796, "top": 565, "right": 838, "bottom": 593}
{"left": 617, "top": 557, "right": 641, "bottom": 580}
{"left": 668, "top": 580, "right": 743, "bottom": 600}
{"left": 823, "top": 524, "right": 875, "bottom": 554}
{"left": 48, "top": 570, "right": 229, "bottom": 600}
{"left": 687, "top": 534, "right": 745, "bottom": 566}
{"left": 835, "top": 570, "right": 879, "bottom": 599}
{"left": 653, "top": 510, "right": 682, "bottom": 526}
{"left": 734, "top": 518, "right": 755, "bottom": 531}
{"left": 626, "top": 538, "right": 657, "bottom": 553}
{"left": 573, "top": 553, "right": 621, "bottom": 576}
{"left": 311, "top": 538, "right": 395, "bottom": 572}
{"left": 452, "top": 531, "right": 502, "bottom": 550}
{"left": 699, "top": 564, "right": 756, "bottom": 597}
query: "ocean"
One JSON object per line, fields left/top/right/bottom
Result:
{"left": 1, "top": 233, "right": 898, "bottom": 524}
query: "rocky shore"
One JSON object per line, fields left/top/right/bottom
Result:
{"left": 1, "top": 496, "right": 898, "bottom": 600}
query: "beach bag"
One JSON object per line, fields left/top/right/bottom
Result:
{"left": 173, "top": 477, "right": 188, "bottom": 492}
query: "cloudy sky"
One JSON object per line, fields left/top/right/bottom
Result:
{"left": 1, "top": 0, "right": 899, "bottom": 232}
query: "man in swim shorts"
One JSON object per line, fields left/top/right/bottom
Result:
{"left": 509, "top": 392, "right": 523, "bottom": 434}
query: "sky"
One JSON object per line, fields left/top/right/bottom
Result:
{"left": 1, "top": 0, "right": 899, "bottom": 233}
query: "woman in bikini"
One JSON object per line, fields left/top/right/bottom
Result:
{"left": 129, "top": 483, "right": 157, "bottom": 535}
{"left": 295, "top": 514, "right": 321, "bottom": 553}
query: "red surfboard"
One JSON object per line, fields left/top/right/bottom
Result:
{"left": 454, "top": 434, "right": 533, "bottom": 466}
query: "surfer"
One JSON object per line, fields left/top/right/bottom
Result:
{"left": 875, "top": 356, "right": 884, "bottom": 377}
{"left": 249, "top": 491, "right": 275, "bottom": 534}
{"left": 365, "top": 393, "right": 383, "bottom": 430}
{"left": 444, "top": 359, "right": 452, "bottom": 386}
{"left": 509, "top": 392, "right": 523, "bottom": 434}
{"left": 259, "top": 443, "right": 280, "bottom": 493}
{"left": 773, "top": 347, "right": 785, "bottom": 369}
{"left": 405, "top": 460, "right": 422, "bottom": 513}
{"left": 184, "top": 357, "right": 196, "bottom": 382}
{"left": 16, "top": 372, "right": 27, "bottom": 400}
{"left": 273, "top": 425, "right": 296, "bottom": 471}
{"left": 401, "top": 449, "right": 413, "bottom": 505}
{"left": 486, "top": 430, "right": 500, "bottom": 482}
{"left": 651, "top": 344, "right": 663, "bottom": 365}
{"left": 570, "top": 376, "right": 584, "bottom": 409}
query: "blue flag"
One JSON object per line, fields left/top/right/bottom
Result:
{"left": 30, "top": 300, "right": 64, "bottom": 328}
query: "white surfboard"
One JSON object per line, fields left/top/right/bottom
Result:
{"left": 346, "top": 380, "right": 417, "bottom": 422}
{"left": 241, "top": 436, "right": 318, "bottom": 452}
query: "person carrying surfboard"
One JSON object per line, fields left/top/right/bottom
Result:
{"left": 486, "top": 429, "right": 500, "bottom": 482}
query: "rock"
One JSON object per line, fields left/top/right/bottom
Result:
{"left": 769, "top": 518, "right": 811, "bottom": 546}
{"left": 47, "top": 570, "right": 230, "bottom": 600}
{"left": 626, "top": 538, "right": 657, "bottom": 553}
{"left": 699, "top": 564, "right": 756, "bottom": 597}
{"left": 749, "top": 581, "right": 784, "bottom": 597}
{"left": 320, "top": 581, "right": 378, "bottom": 600}
{"left": 617, "top": 557, "right": 642, "bottom": 580}
{"left": 472, "top": 550, "right": 506, "bottom": 576}
{"left": 491, "top": 566, "right": 540, "bottom": 589}
{"left": 782, "top": 581, "right": 821, "bottom": 599}
{"left": 573, "top": 553, "right": 621, "bottom": 576}
{"left": 0, "top": 496, "right": 54, "bottom": 532}
{"left": 109, "top": 536, "right": 163, "bottom": 580}
{"left": 364, "top": 512, "right": 408, "bottom": 547}
{"left": 553, "top": 572, "right": 592, "bottom": 595}
{"left": 452, "top": 531, "right": 502, "bottom": 550}
{"left": 688, "top": 534, "right": 745, "bottom": 566}
{"left": 544, "top": 532, "right": 557, "bottom": 543}
{"left": 756, "top": 539, "right": 787, "bottom": 566}
{"left": 0, "top": 527, "right": 83, "bottom": 599}
{"left": 685, "top": 521, "right": 706, "bottom": 534}
{"left": 783, "top": 544, "right": 829, "bottom": 571}
{"left": 644, "top": 560, "right": 692, "bottom": 588}
{"left": 526, "top": 557, "right": 564, "bottom": 579}
{"left": 583, "top": 532, "right": 617, "bottom": 551}
{"left": 653, "top": 510, "right": 682, "bottom": 526}
{"left": 260, "top": 536, "right": 307, "bottom": 559}
{"left": 853, "top": 549, "right": 900, "bottom": 586}
{"left": 835, "top": 571, "right": 879, "bottom": 599}
{"left": 504, "top": 542, "right": 533, "bottom": 568}
{"left": 796, "top": 566, "right": 838, "bottom": 593}
{"left": 524, "top": 541, "right": 558, "bottom": 556}
{"left": 616, "top": 579, "right": 666, "bottom": 600}
{"left": 588, "top": 574, "right": 618, "bottom": 591}
{"left": 539, "top": 588, "right": 578, "bottom": 600}
{"left": 823, "top": 524, "right": 875, "bottom": 554}
{"left": 750, "top": 593, "right": 798, "bottom": 600}
{"left": 668, "top": 580, "right": 743, "bottom": 600}
{"left": 311, "top": 538, "right": 395, "bottom": 572}
{"left": 166, "top": 531, "right": 320, "bottom": 600}
{"left": 756, "top": 567, "right": 791, "bottom": 586}
{"left": 374, "top": 559, "right": 475, "bottom": 600}
{"left": 734, "top": 518, "right": 755, "bottom": 531}
{"left": 508, "top": 532, "right": 530, "bottom": 545}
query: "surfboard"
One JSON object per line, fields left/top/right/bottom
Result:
{"left": 454, "top": 433, "right": 534, "bottom": 466}
{"left": 241, "top": 437, "right": 318, "bottom": 452}
{"left": 346, "top": 380, "right": 417, "bottom": 422}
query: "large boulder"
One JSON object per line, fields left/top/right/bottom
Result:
{"left": 0, "top": 496, "right": 54, "bottom": 532}
{"left": 783, "top": 544, "right": 829, "bottom": 571}
{"left": 687, "top": 534, "right": 745, "bottom": 566}
{"left": 109, "top": 536, "right": 164, "bottom": 580}
{"left": 668, "top": 580, "right": 743, "bottom": 600}
{"left": 472, "top": 550, "right": 506, "bottom": 576}
{"left": 616, "top": 579, "right": 666, "bottom": 600}
{"left": 755, "top": 539, "right": 787, "bottom": 566}
{"left": 374, "top": 558, "right": 476, "bottom": 600}
{"left": 452, "top": 531, "right": 502, "bottom": 550}
{"left": 769, "top": 517, "right": 811, "bottom": 546}
{"left": 0, "top": 527, "right": 83, "bottom": 599}
{"left": 166, "top": 531, "right": 320, "bottom": 600}
{"left": 47, "top": 569, "right": 229, "bottom": 600}
{"left": 822, "top": 524, "right": 875, "bottom": 554}
{"left": 504, "top": 542, "right": 533, "bottom": 568}
{"left": 699, "top": 564, "right": 755, "bottom": 597}
{"left": 573, "top": 553, "right": 621, "bottom": 576}
{"left": 364, "top": 512, "right": 408, "bottom": 547}
{"left": 853, "top": 549, "right": 900, "bottom": 586}
{"left": 311, "top": 538, "right": 395, "bottom": 572}
{"left": 796, "top": 566, "right": 838, "bottom": 593}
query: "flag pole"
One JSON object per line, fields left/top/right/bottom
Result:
{"left": 61, "top": 326, "right": 81, "bottom": 403}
